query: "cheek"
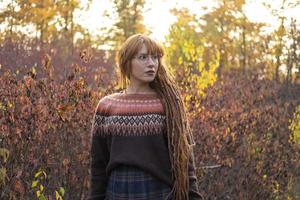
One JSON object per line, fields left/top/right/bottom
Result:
{"left": 132, "top": 64, "right": 138, "bottom": 72}
{"left": 155, "top": 64, "right": 159, "bottom": 72}
{"left": 130, "top": 61, "right": 143, "bottom": 76}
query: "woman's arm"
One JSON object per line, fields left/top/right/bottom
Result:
{"left": 88, "top": 112, "right": 109, "bottom": 200}
{"left": 188, "top": 146, "right": 204, "bottom": 199}
{"left": 187, "top": 131, "right": 204, "bottom": 200}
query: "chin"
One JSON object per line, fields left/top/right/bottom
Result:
{"left": 139, "top": 76, "right": 154, "bottom": 82}
{"left": 146, "top": 77, "right": 156, "bottom": 82}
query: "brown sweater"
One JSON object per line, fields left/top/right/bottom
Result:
{"left": 89, "top": 91, "right": 202, "bottom": 200}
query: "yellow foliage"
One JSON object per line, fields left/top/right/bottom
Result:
{"left": 0, "top": 167, "right": 8, "bottom": 186}
{"left": 55, "top": 190, "right": 63, "bottom": 200}
{"left": 289, "top": 105, "right": 300, "bottom": 145}
{"left": 165, "top": 9, "right": 218, "bottom": 98}
{"left": 0, "top": 148, "right": 9, "bottom": 162}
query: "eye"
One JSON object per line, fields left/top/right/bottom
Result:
{"left": 152, "top": 55, "right": 159, "bottom": 60}
{"left": 138, "top": 55, "right": 147, "bottom": 60}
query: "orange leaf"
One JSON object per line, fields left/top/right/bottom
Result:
{"left": 14, "top": 179, "right": 25, "bottom": 199}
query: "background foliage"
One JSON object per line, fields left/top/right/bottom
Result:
{"left": 1, "top": 0, "right": 300, "bottom": 199}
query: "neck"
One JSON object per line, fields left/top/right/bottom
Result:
{"left": 126, "top": 82, "right": 155, "bottom": 94}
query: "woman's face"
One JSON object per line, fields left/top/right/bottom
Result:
{"left": 129, "top": 44, "right": 159, "bottom": 85}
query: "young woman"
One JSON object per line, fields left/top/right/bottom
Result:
{"left": 89, "top": 34, "right": 203, "bottom": 200}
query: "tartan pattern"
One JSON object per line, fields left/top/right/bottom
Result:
{"left": 105, "top": 166, "right": 173, "bottom": 200}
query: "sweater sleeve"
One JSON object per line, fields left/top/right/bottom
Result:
{"left": 88, "top": 111, "right": 109, "bottom": 200}
{"left": 188, "top": 146, "right": 204, "bottom": 199}
{"left": 188, "top": 133, "right": 204, "bottom": 200}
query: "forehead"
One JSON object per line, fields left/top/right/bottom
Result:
{"left": 137, "top": 44, "right": 148, "bottom": 54}
{"left": 135, "top": 40, "right": 160, "bottom": 56}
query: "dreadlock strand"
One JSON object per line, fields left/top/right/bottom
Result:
{"left": 153, "top": 70, "right": 190, "bottom": 200}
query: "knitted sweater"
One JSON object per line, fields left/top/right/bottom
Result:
{"left": 89, "top": 91, "right": 203, "bottom": 200}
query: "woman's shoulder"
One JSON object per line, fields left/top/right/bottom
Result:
{"left": 98, "top": 92, "right": 120, "bottom": 103}
{"left": 100, "top": 91, "right": 125, "bottom": 102}
{"left": 95, "top": 92, "right": 123, "bottom": 113}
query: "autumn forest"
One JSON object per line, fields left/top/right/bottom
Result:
{"left": 0, "top": 0, "right": 300, "bottom": 199}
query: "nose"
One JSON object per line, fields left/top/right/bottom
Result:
{"left": 147, "top": 56, "right": 156, "bottom": 65}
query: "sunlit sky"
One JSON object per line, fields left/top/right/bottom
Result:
{"left": 74, "top": 0, "right": 300, "bottom": 42}
{"left": 0, "top": 0, "right": 299, "bottom": 42}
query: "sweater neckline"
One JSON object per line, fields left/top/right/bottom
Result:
{"left": 117, "top": 90, "right": 159, "bottom": 98}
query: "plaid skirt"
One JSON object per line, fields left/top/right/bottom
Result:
{"left": 105, "top": 165, "right": 173, "bottom": 200}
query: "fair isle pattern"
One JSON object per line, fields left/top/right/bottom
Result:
{"left": 94, "top": 114, "right": 166, "bottom": 136}
{"left": 103, "top": 94, "right": 164, "bottom": 115}
{"left": 92, "top": 92, "right": 166, "bottom": 137}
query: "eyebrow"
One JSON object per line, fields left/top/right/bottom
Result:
{"left": 137, "top": 53, "right": 157, "bottom": 55}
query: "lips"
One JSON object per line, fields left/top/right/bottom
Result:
{"left": 145, "top": 70, "right": 155, "bottom": 73}
{"left": 145, "top": 71, "right": 155, "bottom": 75}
